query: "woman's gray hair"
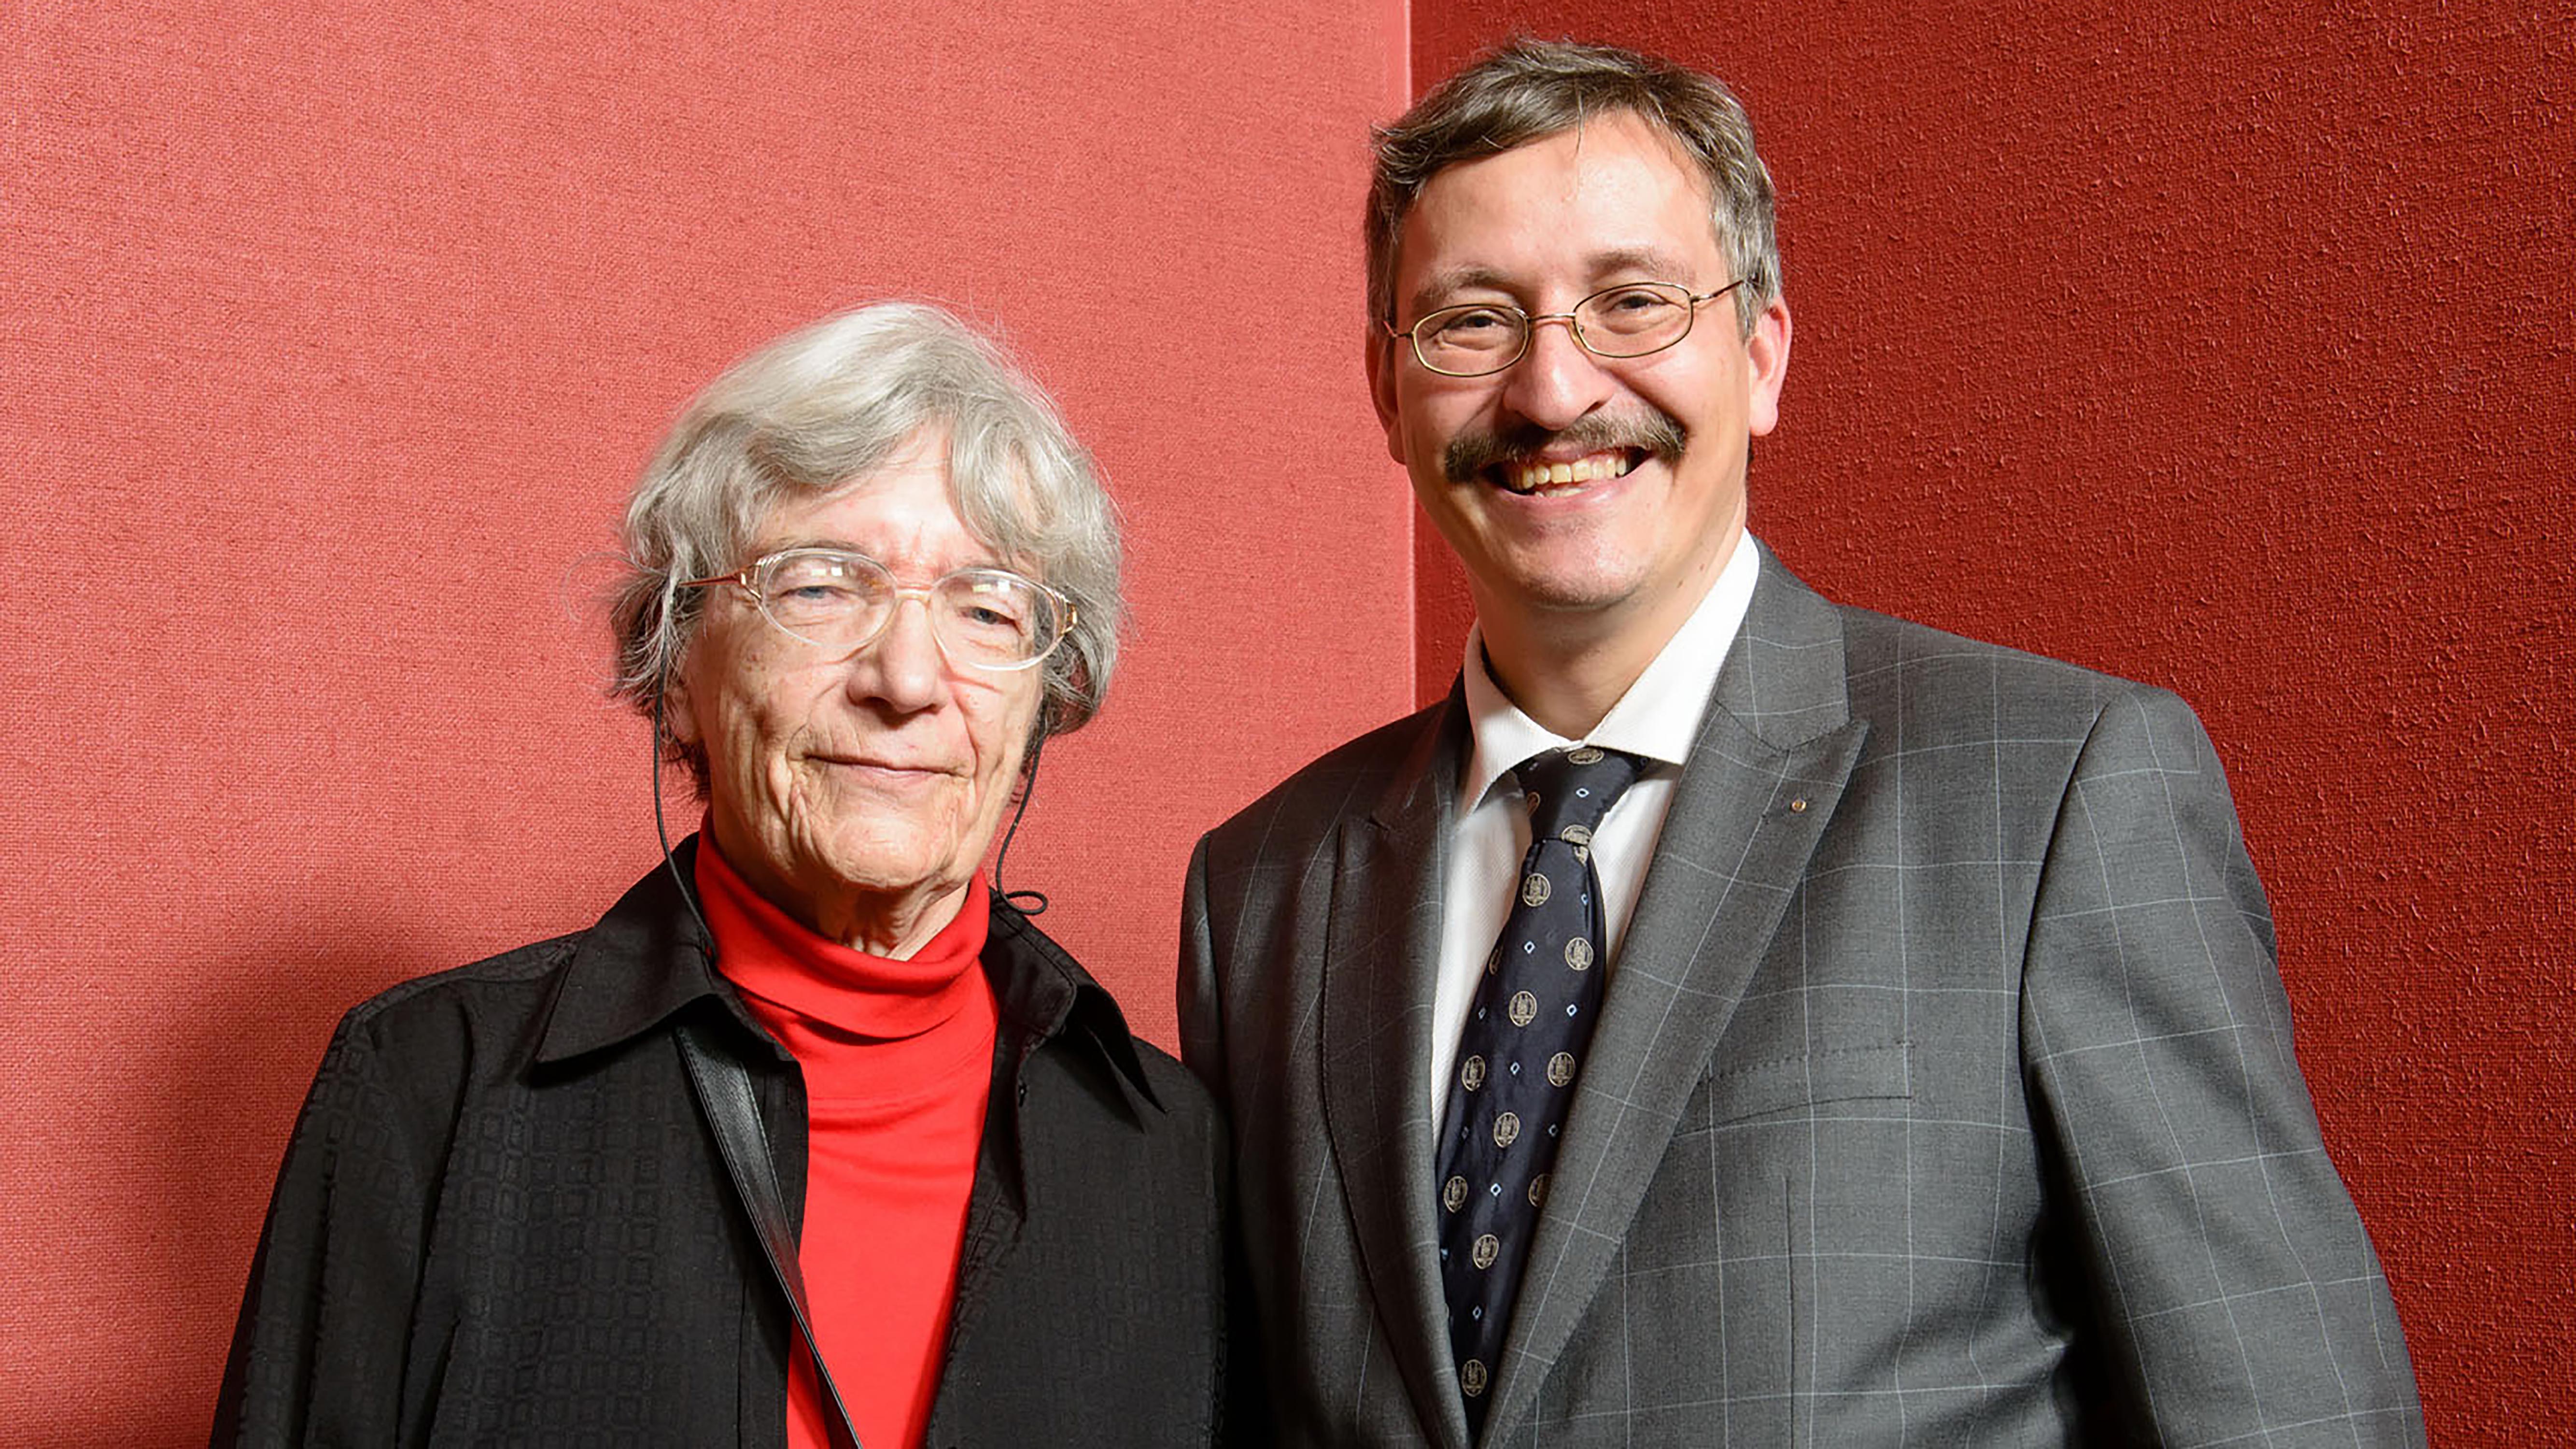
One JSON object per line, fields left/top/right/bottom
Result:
{"left": 609, "top": 302, "right": 1123, "bottom": 785}
{"left": 1366, "top": 37, "right": 1782, "bottom": 337}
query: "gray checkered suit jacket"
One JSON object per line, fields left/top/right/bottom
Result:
{"left": 1180, "top": 549, "right": 2423, "bottom": 1448}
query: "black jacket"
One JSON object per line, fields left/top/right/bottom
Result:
{"left": 214, "top": 839, "right": 1233, "bottom": 1447}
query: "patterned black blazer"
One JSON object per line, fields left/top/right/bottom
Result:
{"left": 218, "top": 846, "right": 1233, "bottom": 1447}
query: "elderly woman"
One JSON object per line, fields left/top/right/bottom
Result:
{"left": 214, "top": 304, "right": 1232, "bottom": 1448}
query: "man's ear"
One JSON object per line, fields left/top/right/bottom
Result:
{"left": 1745, "top": 296, "right": 1792, "bottom": 438}
{"left": 1365, "top": 325, "right": 1408, "bottom": 466}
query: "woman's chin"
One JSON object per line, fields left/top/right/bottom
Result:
{"left": 799, "top": 837, "right": 974, "bottom": 925}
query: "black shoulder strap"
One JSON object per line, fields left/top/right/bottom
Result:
{"left": 675, "top": 1018, "right": 866, "bottom": 1449}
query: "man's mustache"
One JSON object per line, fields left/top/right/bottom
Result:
{"left": 1442, "top": 412, "right": 1688, "bottom": 485}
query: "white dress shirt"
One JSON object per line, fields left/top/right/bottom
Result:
{"left": 1429, "top": 535, "right": 1762, "bottom": 1126}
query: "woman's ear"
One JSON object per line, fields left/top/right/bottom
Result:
{"left": 660, "top": 661, "right": 702, "bottom": 750}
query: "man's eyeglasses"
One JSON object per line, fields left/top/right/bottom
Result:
{"left": 1385, "top": 279, "right": 1747, "bottom": 378}
{"left": 680, "top": 549, "right": 1074, "bottom": 671}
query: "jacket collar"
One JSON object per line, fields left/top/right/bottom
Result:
{"left": 535, "top": 835, "right": 1161, "bottom": 1111}
{"left": 985, "top": 892, "right": 1165, "bottom": 1112}
{"left": 1325, "top": 687, "right": 1476, "bottom": 1449}
{"left": 535, "top": 836, "right": 751, "bottom": 1065}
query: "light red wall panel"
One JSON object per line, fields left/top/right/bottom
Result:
{"left": 1, "top": 3, "right": 1408, "bottom": 1441}
{"left": 1410, "top": 2, "right": 2571, "bottom": 1441}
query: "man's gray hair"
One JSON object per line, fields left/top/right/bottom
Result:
{"left": 610, "top": 302, "right": 1123, "bottom": 785}
{"left": 1366, "top": 37, "right": 1782, "bottom": 337}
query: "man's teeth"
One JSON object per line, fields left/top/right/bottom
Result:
{"left": 1508, "top": 453, "right": 1633, "bottom": 494}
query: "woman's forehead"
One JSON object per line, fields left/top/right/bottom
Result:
{"left": 755, "top": 451, "right": 994, "bottom": 567}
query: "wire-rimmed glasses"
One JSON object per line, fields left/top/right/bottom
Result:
{"left": 1385, "top": 279, "right": 1747, "bottom": 377}
{"left": 680, "top": 548, "right": 1074, "bottom": 671}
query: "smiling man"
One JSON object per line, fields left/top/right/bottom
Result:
{"left": 1181, "top": 39, "right": 2424, "bottom": 1448}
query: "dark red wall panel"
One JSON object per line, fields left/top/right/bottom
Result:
{"left": 1409, "top": 3, "right": 2571, "bottom": 1441}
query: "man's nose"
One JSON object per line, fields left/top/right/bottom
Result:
{"left": 1497, "top": 314, "right": 1616, "bottom": 431}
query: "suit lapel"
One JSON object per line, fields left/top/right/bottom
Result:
{"left": 1319, "top": 696, "right": 1478, "bottom": 1449}
{"left": 1482, "top": 553, "right": 1872, "bottom": 1442}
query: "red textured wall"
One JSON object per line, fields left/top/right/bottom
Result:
{"left": 9, "top": 0, "right": 2564, "bottom": 1442}
{"left": 1408, "top": 3, "right": 2572, "bottom": 1441}
{"left": 0, "top": 4, "right": 1405, "bottom": 1442}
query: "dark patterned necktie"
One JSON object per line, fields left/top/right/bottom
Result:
{"left": 1435, "top": 744, "right": 1644, "bottom": 1431}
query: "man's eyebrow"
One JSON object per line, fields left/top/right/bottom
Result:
{"left": 1407, "top": 266, "right": 1516, "bottom": 316}
{"left": 1582, "top": 246, "right": 1703, "bottom": 282}
{"left": 1405, "top": 250, "right": 1710, "bottom": 316}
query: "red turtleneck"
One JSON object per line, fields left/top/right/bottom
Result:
{"left": 695, "top": 839, "right": 999, "bottom": 1449}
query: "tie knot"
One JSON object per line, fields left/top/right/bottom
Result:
{"left": 1512, "top": 746, "right": 1643, "bottom": 840}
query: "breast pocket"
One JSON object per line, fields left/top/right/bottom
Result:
{"left": 1696, "top": 1038, "right": 1914, "bottom": 1126}
{"left": 1575, "top": 1038, "right": 1918, "bottom": 1428}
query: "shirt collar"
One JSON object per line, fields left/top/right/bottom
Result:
{"left": 535, "top": 834, "right": 1163, "bottom": 1111}
{"left": 1458, "top": 532, "right": 1763, "bottom": 816}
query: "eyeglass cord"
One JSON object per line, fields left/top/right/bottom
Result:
{"left": 990, "top": 728, "right": 1049, "bottom": 916}
{"left": 653, "top": 689, "right": 719, "bottom": 948}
